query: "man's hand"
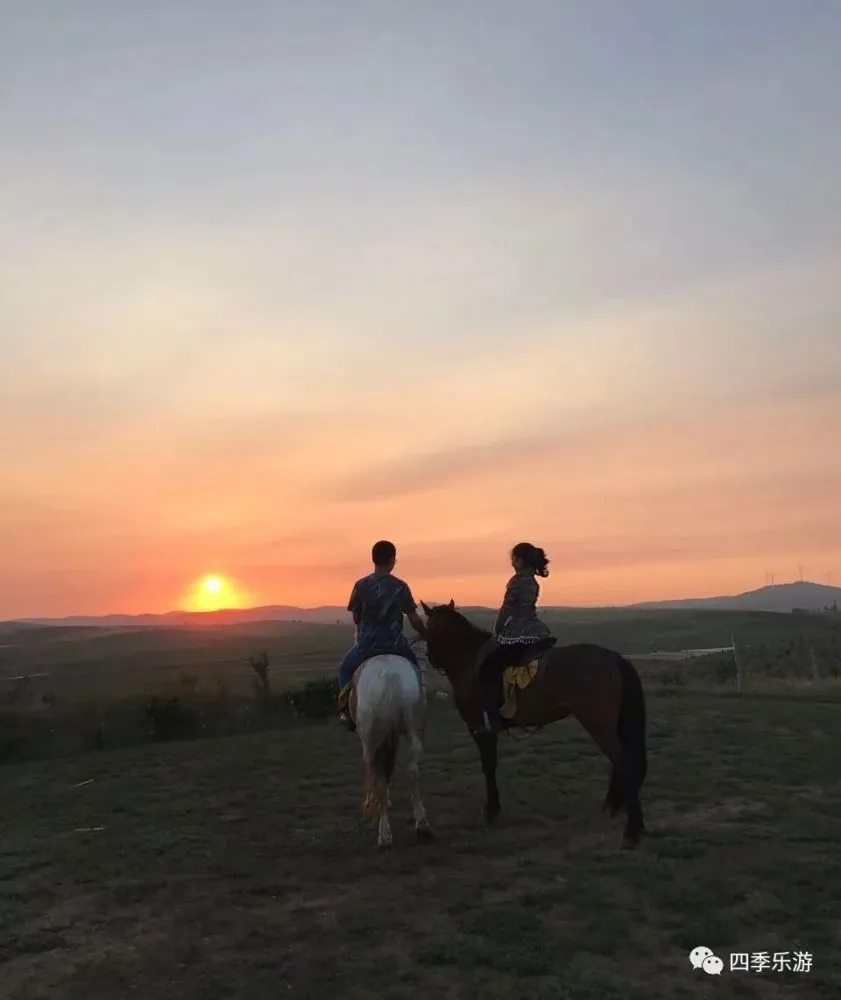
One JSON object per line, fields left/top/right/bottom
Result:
{"left": 407, "top": 610, "right": 427, "bottom": 639}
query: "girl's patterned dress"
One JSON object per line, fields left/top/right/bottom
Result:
{"left": 494, "top": 571, "right": 552, "bottom": 645}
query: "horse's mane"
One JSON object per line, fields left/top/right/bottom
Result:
{"left": 434, "top": 605, "right": 491, "bottom": 644}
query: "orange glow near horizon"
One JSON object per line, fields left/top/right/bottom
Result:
{"left": 3, "top": 381, "right": 839, "bottom": 619}
{"left": 180, "top": 574, "right": 248, "bottom": 613}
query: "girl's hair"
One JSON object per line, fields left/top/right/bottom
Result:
{"left": 511, "top": 542, "right": 550, "bottom": 577}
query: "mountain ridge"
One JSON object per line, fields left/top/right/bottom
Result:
{"left": 626, "top": 580, "right": 839, "bottom": 613}
{"left": 4, "top": 581, "right": 839, "bottom": 629}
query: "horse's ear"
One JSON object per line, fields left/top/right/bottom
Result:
{"left": 448, "top": 598, "right": 455, "bottom": 609}
{"left": 420, "top": 601, "right": 432, "bottom": 616}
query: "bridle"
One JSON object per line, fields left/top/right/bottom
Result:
{"left": 416, "top": 613, "right": 488, "bottom": 677}
{"left": 409, "top": 634, "right": 444, "bottom": 674}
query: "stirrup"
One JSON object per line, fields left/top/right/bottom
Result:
{"left": 474, "top": 708, "right": 501, "bottom": 735}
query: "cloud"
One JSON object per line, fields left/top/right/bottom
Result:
{"left": 320, "top": 385, "right": 840, "bottom": 505}
{"left": 320, "top": 430, "right": 560, "bottom": 503}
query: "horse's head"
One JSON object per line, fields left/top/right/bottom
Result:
{"left": 420, "top": 597, "right": 453, "bottom": 618}
{"left": 420, "top": 600, "right": 489, "bottom": 677}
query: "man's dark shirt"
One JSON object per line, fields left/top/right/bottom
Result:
{"left": 348, "top": 572, "right": 417, "bottom": 651}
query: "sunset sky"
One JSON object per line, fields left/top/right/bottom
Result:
{"left": 2, "top": 2, "right": 840, "bottom": 618}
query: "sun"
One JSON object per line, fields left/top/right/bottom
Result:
{"left": 181, "top": 574, "right": 247, "bottom": 613}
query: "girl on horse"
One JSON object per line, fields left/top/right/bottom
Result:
{"left": 476, "top": 541, "right": 557, "bottom": 732}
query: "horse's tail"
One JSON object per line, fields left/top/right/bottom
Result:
{"left": 605, "top": 653, "right": 648, "bottom": 816}
{"left": 360, "top": 664, "right": 415, "bottom": 819}
{"left": 363, "top": 726, "right": 399, "bottom": 819}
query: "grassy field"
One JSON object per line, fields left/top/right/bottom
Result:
{"left": 2, "top": 608, "right": 840, "bottom": 702}
{"left": 0, "top": 621, "right": 352, "bottom": 699}
{"left": 3, "top": 677, "right": 840, "bottom": 999}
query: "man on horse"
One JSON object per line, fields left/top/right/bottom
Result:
{"left": 475, "top": 542, "right": 557, "bottom": 733}
{"left": 337, "top": 540, "right": 427, "bottom": 731}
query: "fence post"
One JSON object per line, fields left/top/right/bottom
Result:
{"left": 810, "top": 646, "right": 821, "bottom": 683}
{"left": 732, "top": 635, "right": 742, "bottom": 693}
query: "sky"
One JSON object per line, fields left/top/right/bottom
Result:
{"left": 2, "top": 1, "right": 840, "bottom": 617}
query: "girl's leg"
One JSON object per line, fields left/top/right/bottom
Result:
{"left": 477, "top": 642, "right": 509, "bottom": 732}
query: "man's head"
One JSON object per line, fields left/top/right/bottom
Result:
{"left": 371, "top": 539, "right": 397, "bottom": 572}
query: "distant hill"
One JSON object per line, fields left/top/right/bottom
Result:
{"left": 4, "top": 581, "right": 839, "bottom": 630}
{"left": 7, "top": 605, "right": 353, "bottom": 629}
{"left": 628, "top": 582, "right": 841, "bottom": 614}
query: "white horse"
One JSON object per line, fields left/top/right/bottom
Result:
{"left": 353, "top": 653, "right": 434, "bottom": 849}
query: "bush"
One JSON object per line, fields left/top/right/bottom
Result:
{"left": 248, "top": 652, "right": 271, "bottom": 702}
{"left": 282, "top": 677, "right": 339, "bottom": 720}
{"left": 0, "top": 675, "right": 343, "bottom": 767}
{"left": 656, "top": 667, "right": 687, "bottom": 687}
{"left": 0, "top": 711, "right": 43, "bottom": 764}
{"left": 146, "top": 696, "right": 203, "bottom": 741}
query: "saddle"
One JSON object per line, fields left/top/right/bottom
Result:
{"left": 495, "top": 636, "right": 557, "bottom": 722}
{"left": 506, "top": 635, "right": 557, "bottom": 665}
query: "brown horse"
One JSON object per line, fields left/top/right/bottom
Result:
{"left": 420, "top": 600, "right": 648, "bottom": 848}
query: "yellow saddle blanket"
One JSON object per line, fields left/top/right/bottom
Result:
{"left": 500, "top": 660, "right": 541, "bottom": 719}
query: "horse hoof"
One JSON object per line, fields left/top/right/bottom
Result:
{"left": 377, "top": 839, "right": 393, "bottom": 850}
{"left": 484, "top": 805, "right": 501, "bottom": 826}
{"left": 622, "top": 829, "right": 644, "bottom": 850}
{"left": 416, "top": 824, "right": 435, "bottom": 843}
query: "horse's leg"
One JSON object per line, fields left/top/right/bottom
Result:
{"left": 374, "top": 757, "right": 393, "bottom": 849}
{"left": 473, "top": 730, "right": 501, "bottom": 824}
{"left": 406, "top": 727, "right": 434, "bottom": 842}
{"left": 376, "top": 794, "right": 393, "bottom": 848}
{"left": 574, "top": 713, "right": 645, "bottom": 848}
{"left": 376, "top": 731, "right": 399, "bottom": 849}
{"left": 360, "top": 730, "right": 392, "bottom": 848}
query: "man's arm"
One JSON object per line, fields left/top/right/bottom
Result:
{"left": 347, "top": 582, "right": 362, "bottom": 628}
{"left": 406, "top": 609, "right": 427, "bottom": 639}
{"left": 403, "top": 584, "right": 427, "bottom": 639}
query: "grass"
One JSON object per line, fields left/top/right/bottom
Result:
{"left": 3, "top": 685, "right": 840, "bottom": 999}
{"left": 3, "top": 609, "right": 840, "bottom": 702}
{"left": 3, "top": 614, "right": 840, "bottom": 767}
{"left": 0, "top": 621, "right": 353, "bottom": 700}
